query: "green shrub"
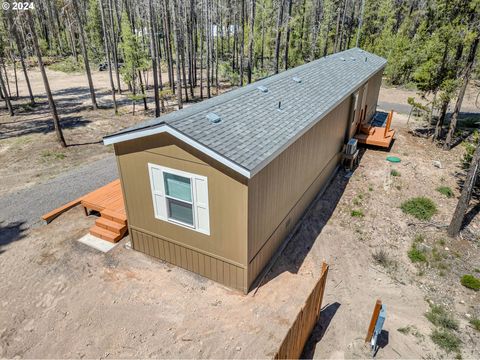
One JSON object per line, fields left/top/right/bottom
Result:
{"left": 401, "top": 197, "right": 437, "bottom": 220}
{"left": 436, "top": 186, "right": 454, "bottom": 198}
{"left": 49, "top": 57, "right": 84, "bottom": 73}
{"left": 390, "top": 169, "right": 401, "bottom": 177}
{"left": 425, "top": 305, "right": 459, "bottom": 330}
{"left": 351, "top": 209, "right": 364, "bottom": 217}
{"left": 414, "top": 234, "right": 425, "bottom": 243}
{"left": 397, "top": 326, "right": 411, "bottom": 334}
{"left": 41, "top": 150, "right": 66, "bottom": 160}
{"left": 408, "top": 245, "right": 427, "bottom": 263}
{"left": 430, "top": 329, "right": 461, "bottom": 353}
{"left": 460, "top": 274, "right": 480, "bottom": 291}
{"left": 470, "top": 318, "right": 480, "bottom": 331}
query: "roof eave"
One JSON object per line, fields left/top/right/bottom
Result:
{"left": 103, "top": 124, "right": 252, "bottom": 179}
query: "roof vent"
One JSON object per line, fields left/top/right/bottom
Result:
{"left": 292, "top": 76, "right": 302, "bottom": 83}
{"left": 257, "top": 85, "right": 268, "bottom": 93}
{"left": 206, "top": 112, "right": 221, "bottom": 124}
{"left": 340, "top": 57, "right": 345, "bottom": 61}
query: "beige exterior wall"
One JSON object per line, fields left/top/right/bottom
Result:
{"left": 246, "top": 96, "right": 352, "bottom": 288}
{"left": 115, "top": 134, "right": 249, "bottom": 292}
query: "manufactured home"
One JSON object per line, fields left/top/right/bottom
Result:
{"left": 103, "top": 48, "right": 387, "bottom": 293}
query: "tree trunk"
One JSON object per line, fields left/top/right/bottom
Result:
{"left": 447, "top": 143, "right": 480, "bottom": 237}
{"left": 310, "top": 0, "right": 322, "bottom": 60}
{"left": 26, "top": 12, "right": 66, "bottom": 147}
{"left": 206, "top": 0, "right": 211, "bottom": 97}
{"left": 99, "top": 0, "right": 118, "bottom": 114}
{"left": 72, "top": 0, "right": 98, "bottom": 109}
{"left": 162, "top": 0, "right": 175, "bottom": 92}
{"left": 273, "top": 0, "right": 285, "bottom": 74}
{"left": 333, "top": 6, "right": 341, "bottom": 53}
{"left": 171, "top": 0, "right": 183, "bottom": 109}
{"left": 283, "top": 0, "right": 292, "bottom": 70}
{"left": 108, "top": 0, "right": 122, "bottom": 93}
{"left": 0, "top": 62, "right": 14, "bottom": 116}
{"left": 444, "top": 36, "right": 479, "bottom": 150}
{"left": 239, "top": 0, "right": 245, "bottom": 86}
{"left": 138, "top": 70, "right": 148, "bottom": 111}
{"left": 11, "top": 17, "right": 35, "bottom": 104}
{"left": 11, "top": 55, "right": 19, "bottom": 98}
{"left": 2, "top": 62, "right": 11, "bottom": 98}
{"left": 356, "top": 0, "right": 365, "bottom": 48}
{"left": 199, "top": 0, "right": 204, "bottom": 99}
{"left": 297, "top": 0, "right": 307, "bottom": 57}
{"left": 247, "top": 0, "right": 255, "bottom": 83}
{"left": 149, "top": 0, "right": 161, "bottom": 117}
{"left": 433, "top": 100, "right": 448, "bottom": 142}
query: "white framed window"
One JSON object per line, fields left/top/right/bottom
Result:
{"left": 148, "top": 163, "right": 210, "bottom": 235}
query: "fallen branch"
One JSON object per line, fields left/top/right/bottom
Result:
{"left": 407, "top": 221, "right": 448, "bottom": 229}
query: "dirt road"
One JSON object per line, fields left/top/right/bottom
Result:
{"left": 0, "top": 156, "right": 117, "bottom": 232}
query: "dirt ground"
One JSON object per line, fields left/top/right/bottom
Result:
{"left": 1, "top": 113, "right": 479, "bottom": 358}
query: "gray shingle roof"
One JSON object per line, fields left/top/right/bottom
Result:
{"left": 104, "top": 48, "right": 386, "bottom": 176}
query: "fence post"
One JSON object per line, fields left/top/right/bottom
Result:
{"left": 365, "top": 299, "right": 382, "bottom": 343}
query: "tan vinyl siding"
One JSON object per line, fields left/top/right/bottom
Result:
{"left": 130, "top": 228, "right": 247, "bottom": 292}
{"left": 246, "top": 97, "right": 352, "bottom": 288}
{"left": 115, "top": 134, "right": 248, "bottom": 292}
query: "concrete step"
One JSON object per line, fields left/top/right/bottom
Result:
{"left": 89, "top": 225, "right": 123, "bottom": 243}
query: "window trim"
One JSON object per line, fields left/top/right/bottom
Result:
{"left": 148, "top": 163, "right": 210, "bottom": 235}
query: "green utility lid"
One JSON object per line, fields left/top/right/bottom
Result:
{"left": 386, "top": 156, "right": 401, "bottom": 163}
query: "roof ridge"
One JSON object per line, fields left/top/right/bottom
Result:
{"left": 107, "top": 48, "right": 377, "bottom": 135}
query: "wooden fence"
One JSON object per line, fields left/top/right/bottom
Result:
{"left": 274, "top": 262, "right": 329, "bottom": 359}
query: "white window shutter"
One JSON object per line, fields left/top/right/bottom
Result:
{"left": 149, "top": 165, "right": 167, "bottom": 220}
{"left": 193, "top": 177, "right": 210, "bottom": 235}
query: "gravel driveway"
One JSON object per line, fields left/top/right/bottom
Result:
{"left": 0, "top": 155, "right": 118, "bottom": 232}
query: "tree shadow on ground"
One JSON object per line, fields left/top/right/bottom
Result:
{"left": 67, "top": 140, "right": 103, "bottom": 147}
{"left": 0, "top": 116, "right": 91, "bottom": 140}
{"left": 301, "top": 302, "right": 341, "bottom": 359}
{"left": 253, "top": 150, "right": 366, "bottom": 289}
{"left": 0, "top": 221, "right": 27, "bottom": 254}
{"left": 409, "top": 112, "right": 480, "bottom": 149}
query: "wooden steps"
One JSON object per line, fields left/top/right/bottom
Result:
{"left": 89, "top": 209, "right": 128, "bottom": 243}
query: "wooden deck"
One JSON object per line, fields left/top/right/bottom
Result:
{"left": 355, "top": 109, "right": 395, "bottom": 148}
{"left": 42, "top": 180, "right": 128, "bottom": 243}
{"left": 81, "top": 179, "right": 125, "bottom": 215}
